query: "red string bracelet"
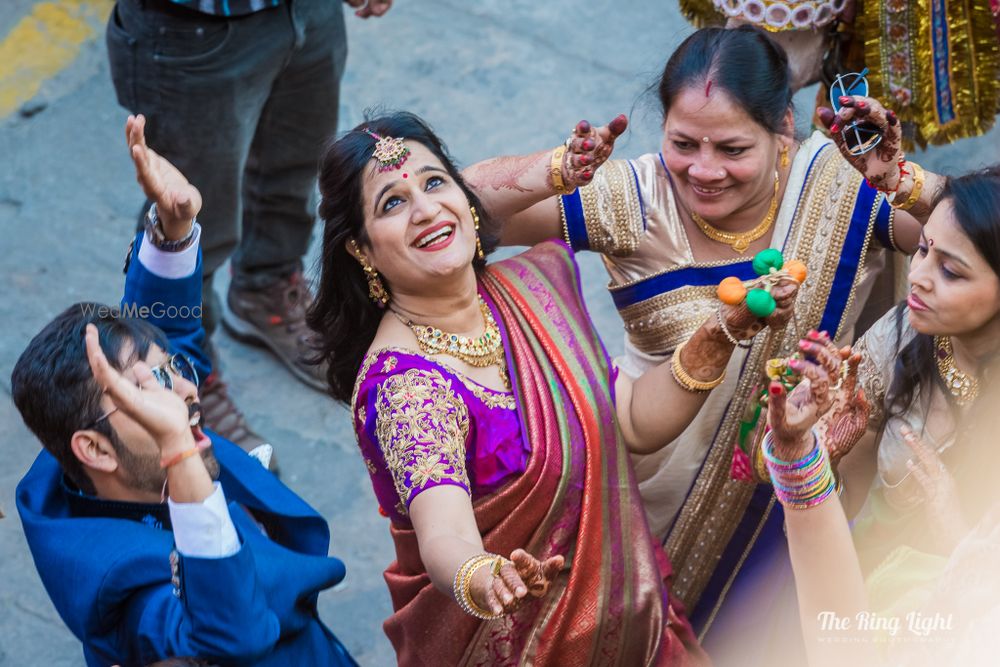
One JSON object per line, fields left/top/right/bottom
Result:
{"left": 160, "top": 446, "right": 200, "bottom": 469}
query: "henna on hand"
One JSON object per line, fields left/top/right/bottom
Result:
{"left": 817, "top": 350, "right": 870, "bottom": 465}
{"left": 818, "top": 96, "right": 904, "bottom": 192}
{"left": 562, "top": 114, "right": 628, "bottom": 190}
{"left": 510, "top": 549, "right": 563, "bottom": 599}
{"left": 901, "top": 425, "right": 968, "bottom": 550}
{"left": 686, "top": 313, "right": 742, "bottom": 381}
{"left": 463, "top": 151, "right": 546, "bottom": 194}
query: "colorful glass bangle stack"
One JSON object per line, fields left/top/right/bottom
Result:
{"left": 452, "top": 553, "right": 506, "bottom": 620}
{"left": 763, "top": 430, "right": 836, "bottom": 510}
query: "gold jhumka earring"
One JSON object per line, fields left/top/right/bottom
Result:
{"left": 471, "top": 205, "right": 485, "bottom": 260}
{"left": 349, "top": 239, "right": 390, "bottom": 307}
{"left": 780, "top": 145, "right": 790, "bottom": 169}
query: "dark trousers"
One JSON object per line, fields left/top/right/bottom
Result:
{"left": 106, "top": 0, "right": 346, "bottom": 335}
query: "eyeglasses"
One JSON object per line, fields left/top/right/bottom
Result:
{"left": 86, "top": 353, "right": 199, "bottom": 428}
{"left": 829, "top": 68, "right": 883, "bottom": 156}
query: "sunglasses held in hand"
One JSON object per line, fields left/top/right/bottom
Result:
{"left": 830, "top": 69, "right": 883, "bottom": 156}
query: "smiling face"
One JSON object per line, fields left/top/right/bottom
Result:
{"left": 906, "top": 199, "right": 1000, "bottom": 337}
{"left": 661, "top": 86, "right": 787, "bottom": 224}
{"left": 358, "top": 142, "right": 477, "bottom": 296}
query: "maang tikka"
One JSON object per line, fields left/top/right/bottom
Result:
{"left": 350, "top": 238, "right": 390, "bottom": 307}
{"left": 363, "top": 129, "right": 410, "bottom": 172}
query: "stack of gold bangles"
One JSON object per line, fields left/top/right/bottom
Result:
{"left": 671, "top": 338, "right": 726, "bottom": 392}
{"left": 453, "top": 553, "right": 509, "bottom": 620}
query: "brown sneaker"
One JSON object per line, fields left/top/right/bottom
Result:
{"left": 199, "top": 371, "right": 279, "bottom": 475}
{"left": 221, "top": 271, "right": 327, "bottom": 392}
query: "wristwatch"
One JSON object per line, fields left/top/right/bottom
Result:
{"left": 144, "top": 203, "right": 197, "bottom": 252}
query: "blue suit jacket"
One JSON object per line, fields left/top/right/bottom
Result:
{"left": 16, "top": 232, "right": 357, "bottom": 666}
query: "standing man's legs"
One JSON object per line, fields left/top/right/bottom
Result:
{"left": 223, "top": 0, "right": 348, "bottom": 391}
{"left": 105, "top": 0, "right": 304, "bottom": 464}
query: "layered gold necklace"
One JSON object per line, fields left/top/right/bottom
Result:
{"left": 691, "top": 172, "right": 780, "bottom": 253}
{"left": 393, "top": 296, "right": 504, "bottom": 368}
{"left": 934, "top": 335, "right": 980, "bottom": 406}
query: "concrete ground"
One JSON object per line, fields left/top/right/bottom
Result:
{"left": 0, "top": 1, "right": 997, "bottom": 665}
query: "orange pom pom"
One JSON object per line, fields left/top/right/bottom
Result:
{"left": 784, "top": 260, "right": 807, "bottom": 284}
{"left": 717, "top": 276, "right": 747, "bottom": 305}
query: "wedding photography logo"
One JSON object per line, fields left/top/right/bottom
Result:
{"left": 79, "top": 302, "right": 203, "bottom": 321}
{"left": 817, "top": 610, "right": 955, "bottom": 643}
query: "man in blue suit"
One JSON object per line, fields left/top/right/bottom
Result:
{"left": 13, "top": 116, "right": 357, "bottom": 666}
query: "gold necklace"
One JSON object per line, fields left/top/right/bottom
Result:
{"left": 934, "top": 336, "right": 979, "bottom": 406}
{"left": 690, "top": 172, "right": 780, "bottom": 253}
{"left": 394, "top": 296, "right": 504, "bottom": 368}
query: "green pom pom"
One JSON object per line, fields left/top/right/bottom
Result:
{"left": 746, "top": 288, "right": 776, "bottom": 317}
{"left": 752, "top": 248, "right": 784, "bottom": 276}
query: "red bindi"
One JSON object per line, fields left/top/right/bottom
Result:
{"left": 402, "top": 173, "right": 408, "bottom": 179}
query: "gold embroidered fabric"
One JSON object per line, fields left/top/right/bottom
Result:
{"left": 678, "top": 0, "right": 1000, "bottom": 148}
{"left": 562, "top": 158, "right": 645, "bottom": 257}
{"left": 374, "top": 367, "right": 472, "bottom": 508}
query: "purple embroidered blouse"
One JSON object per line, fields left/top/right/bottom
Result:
{"left": 352, "top": 349, "right": 527, "bottom": 525}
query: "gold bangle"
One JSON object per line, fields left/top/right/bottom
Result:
{"left": 453, "top": 554, "right": 505, "bottom": 620}
{"left": 890, "top": 161, "right": 925, "bottom": 211}
{"left": 549, "top": 145, "right": 574, "bottom": 195}
{"left": 670, "top": 339, "right": 726, "bottom": 393}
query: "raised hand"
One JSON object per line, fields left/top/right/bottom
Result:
{"left": 469, "top": 549, "right": 564, "bottom": 615}
{"left": 767, "top": 331, "right": 845, "bottom": 459}
{"left": 817, "top": 349, "right": 870, "bottom": 466}
{"left": 562, "top": 114, "right": 629, "bottom": 190}
{"left": 84, "top": 323, "right": 194, "bottom": 457}
{"left": 720, "top": 279, "right": 800, "bottom": 342}
{"left": 901, "top": 425, "right": 968, "bottom": 551}
{"left": 816, "top": 96, "right": 904, "bottom": 192}
{"left": 125, "top": 114, "right": 202, "bottom": 240}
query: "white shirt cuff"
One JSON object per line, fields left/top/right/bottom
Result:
{"left": 168, "top": 482, "right": 240, "bottom": 558}
{"left": 137, "top": 223, "right": 201, "bottom": 279}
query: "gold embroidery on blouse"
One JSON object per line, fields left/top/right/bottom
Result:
{"left": 576, "top": 160, "right": 644, "bottom": 257}
{"left": 351, "top": 351, "right": 382, "bottom": 444}
{"left": 854, "top": 323, "right": 892, "bottom": 430}
{"left": 374, "top": 367, "right": 471, "bottom": 511}
{"left": 364, "top": 458, "right": 377, "bottom": 474}
{"left": 461, "top": 378, "right": 516, "bottom": 410}
{"left": 363, "top": 346, "right": 516, "bottom": 410}
{"left": 357, "top": 406, "right": 367, "bottom": 427}
{"left": 382, "top": 356, "right": 398, "bottom": 373}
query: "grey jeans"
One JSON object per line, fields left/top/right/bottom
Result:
{"left": 107, "top": 0, "right": 347, "bottom": 334}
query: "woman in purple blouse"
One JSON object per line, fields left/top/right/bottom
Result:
{"left": 306, "top": 112, "right": 798, "bottom": 665}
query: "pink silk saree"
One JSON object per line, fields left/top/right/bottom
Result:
{"left": 380, "top": 242, "right": 707, "bottom": 666}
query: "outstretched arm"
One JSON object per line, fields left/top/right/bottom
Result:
{"left": 766, "top": 333, "right": 878, "bottom": 667}
{"left": 120, "top": 114, "right": 211, "bottom": 379}
{"left": 615, "top": 281, "right": 798, "bottom": 454}
{"left": 463, "top": 115, "right": 628, "bottom": 246}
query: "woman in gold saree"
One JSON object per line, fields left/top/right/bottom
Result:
{"left": 463, "top": 28, "right": 943, "bottom": 648}
{"left": 307, "top": 112, "right": 798, "bottom": 665}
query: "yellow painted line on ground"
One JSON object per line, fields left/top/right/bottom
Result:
{"left": 0, "top": 0, "right": 113, "bottom": 118}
